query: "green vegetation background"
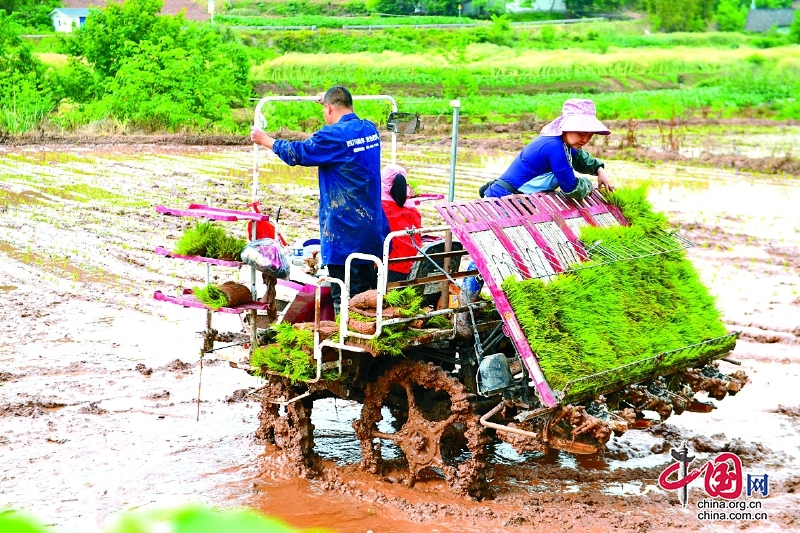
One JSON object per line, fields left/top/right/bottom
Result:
{"left": 0, "top": 506, "right": 323, "bottom": 533}
{"left": 2, "top": 0, "right": 800, "bottom": 134}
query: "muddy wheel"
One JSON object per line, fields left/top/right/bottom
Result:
{"left": 255, "top": 377, "right": 315, "bottom": 475}
{"left": 353, "top": 360, "right": 489, "bottom": 498}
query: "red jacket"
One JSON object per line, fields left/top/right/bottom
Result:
{"left": 382, "top": 200, "right": 422, "bottom": 274}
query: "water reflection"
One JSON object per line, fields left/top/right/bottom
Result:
{"left": 310, "top": 398, "right": 362, "bottom": 465}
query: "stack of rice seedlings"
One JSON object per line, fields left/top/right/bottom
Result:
{"left": 193, "top": 282, "right": 252, "bottom": 310}
{"left": 366, "top": 325, "right": 423, "bottom": 357}
{"left": 174, "top": 221, "right": 247, "bottom": 261}
{"left": 425, "top": 314, "right": 453, "bottom": 329}
{"left": 345, "top": 287, "right": 426, "bottom": 356}
{"left": 250, "top": 323, "right": 315, "bottom": 383}
{"left": 193, "top": 284, "right": 228, "bottom": 310}
{"left": 502, "top": 186, "right": 729, "bottom": 400}
{"left": 384, "top": 287, "right": 425, "bottom": 317}
{"left": 373, "top": 288, "right": 424, "bottom": 355}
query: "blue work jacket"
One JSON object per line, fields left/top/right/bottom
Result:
{"left": 272, "top": 113, "right": 389, "bottom": 266}
{"left": 486, "top": 135, "right": 579, "bottom": 198}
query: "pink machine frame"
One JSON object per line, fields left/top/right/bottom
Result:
{"left": 435, "top": 190, "right": 627, "bottom": 407}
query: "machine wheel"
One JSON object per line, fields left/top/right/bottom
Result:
{"left": 256, "top": 376, "right": 315, "bottom": 475}
{"left": 354, "top": 360, "right": 489, "bottom": 498}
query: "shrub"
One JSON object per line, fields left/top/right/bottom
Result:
{"left": 0, "top": 13, "right": 55, "bottom": 134}
{"left": 65, "top": 0, "right": 176, "bottom": 79}
{"left": 0, "top": 0, "right": 61, "bottom": 31}
{"left": 790, "top": 9, "right": 800, "bottom": 44}
{"left": 63, "top": 1, "right": 250, "bottom": 132}
{"left": 0, "top": 506, "right": 302, "bottom": 533}
{"left": 442, "top": 69, "right": 478, "bottom": 99}
{"left": 89, "top": 38, "right": 245, "bottom": 131}
{"left": 540, "top": 24, "right": 556, "bottom": 44}
{"left": 715, "top": 0, "right": 747, "bottom": 33}
{"left": 365, "top": 0, "right": 417, "bottom": 15}
{"left": 647, "top": 0, "right": 713, "bottom": 32}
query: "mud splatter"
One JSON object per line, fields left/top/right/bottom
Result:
{"left": 723, "top": 438, "right": 778, "bottom": 466}
{"left": 214, "top": 331, "right": 249, "bottom": 343}
{"left": 256, "top": 378, "right": 316, "bottom": 477}
{"left": 772, "top": 404, "right": 800, "bottom": 418}
{"left": 738, "top": 328, "right": 800, "bottom": 345}
{"left": 160, "top": 359, "right": 193, "bottom": 373}
{"left": 0, "top": 399, "right": 65, "bottom": 418}
{"left": 647, "top": 424, "right": 781, "bottom": 467}
{"left": 135, "top": 363, "right": 153, "bottom": 376}
{"left": 226, "top": 388, "right": 256, "bottom": 403}
{"left": 77, "top": 402, "right": 108, "bottom": 415}
{"left": 306, "top": 462, "right": 665, "bottom": 533}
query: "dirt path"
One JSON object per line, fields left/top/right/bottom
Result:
{"left": 0, "top": 141, "right": 798, "bottom": 532}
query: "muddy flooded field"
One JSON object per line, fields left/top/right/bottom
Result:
{"left": 0, "top": 132, "right": 798, "bottom": 533}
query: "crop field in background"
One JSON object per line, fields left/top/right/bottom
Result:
{"left": 248, "top": 40, "right": 800, "bottom": 129}
{"left": 1, "top": 125, "right": 796, "bottom": 299}
{"left": 11, "top": 12, "right": 800, "bottom": 136}
{"left": 254, "top": 45, "right": 800, "bottom": 87}
{"left": 217, "top": 14, "right": 471, "bottom": 27}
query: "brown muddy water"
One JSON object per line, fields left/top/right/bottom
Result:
{"left": 0, "top": 139, "right": 798, "bottom": 533}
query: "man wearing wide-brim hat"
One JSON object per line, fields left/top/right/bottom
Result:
{"left": 480, "top": 99, "right": 615, "bottom": 200}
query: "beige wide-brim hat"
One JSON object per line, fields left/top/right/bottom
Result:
{"left": 541, "top": 98, "right": 611, "bottom": 136}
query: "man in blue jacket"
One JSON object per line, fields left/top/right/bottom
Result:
{"left": 251, "top": 86, "right": 389, "bottom": 312}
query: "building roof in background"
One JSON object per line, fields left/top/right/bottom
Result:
{"left": 62, "top": 0, "right": 210, "bottom": 21}
{"left": 50, "top": 8, "right": 90, "bottom": 16}
{"left": 745, "top": 8, "right": 796, "bottom": 32}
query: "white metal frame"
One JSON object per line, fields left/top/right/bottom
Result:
{"left": 252, "top": 94, "right": 399, "bottom": 204}
{"left": 248, "top": 95, "right": 466, "bottom": 385}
